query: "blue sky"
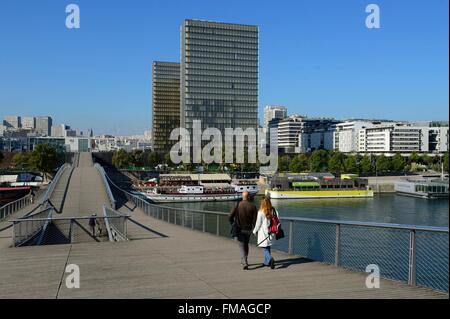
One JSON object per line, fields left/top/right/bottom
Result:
{"left": 0, "top": 0, "right": 448, "bottom": 135}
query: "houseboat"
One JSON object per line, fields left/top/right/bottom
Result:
{"left": 137, "top": 173, "right": 257, "bottom": 203}
{"left": 265, "top": 174, "right": 373, "bottom": 199}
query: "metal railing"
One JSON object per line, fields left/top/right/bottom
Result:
{"left": 101, "top": 165, "right": 449, "bottom": 292}
{"left": 40, "top": 163, "right": 71, "bottom": 205}
{"left": 0, "top": 193, "right": 33, "bottom": 221}
{"left": 11, "top": 214, "right": 129, "bottom": 246}
{"left": 12, "top": 207, "right": 54, "bottom": 246}
{"left": 95, "top": 163, "right": 117, "bottom": 209}
{"left": 103, "top": 206, "right": 128, "bottom": 241}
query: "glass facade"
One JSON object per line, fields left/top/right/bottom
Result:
{"left": 152, "top": 61, "right": 181, "bottom": 154}
{"left": 180, "top": 20, "right": 258, "bottom": 135}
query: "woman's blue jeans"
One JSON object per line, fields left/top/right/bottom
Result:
{"left": 263, "top": 247, "right": 272, "bottom": 265}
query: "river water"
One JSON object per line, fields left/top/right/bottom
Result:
{"left": 164, "top": 194, "right": 449, "bottom": 227}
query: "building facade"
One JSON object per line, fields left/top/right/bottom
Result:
{"left": 180, "top": 19, "right": 259, "bottom": 139}
{"left": 3, "top": 116, "right": 21, "bottom": 129}
{"left": 277, "top": 115, "right": 340, "bottom": 154}
{"left": 264, "top": 105, "right": 287, "bottom": 128}
{"left": 152, "top": 61, "right": 180, "bottom": 154}
{"left": 35, "top": 116, "right": 52, "bottom": 136}
{"left": 21, "top": 117, "right": 35, "bottom": 130}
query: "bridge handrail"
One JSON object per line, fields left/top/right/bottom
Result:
{"left": 0, "top": 193, "right": 32, "bottom": 221}
{"left": 103, "top": 206, "right": 128, "bottom": 241}
{"left": 94, "top": 163, "right": 117, "bottom": 210}
{"left": 40, "top": 163, "right": 71, "bottom": 205}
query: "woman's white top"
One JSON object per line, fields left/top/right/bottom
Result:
{"left": 253, "top": 209, "right": 276, "bottom": 247}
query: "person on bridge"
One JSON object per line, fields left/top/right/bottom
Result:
{"left": 229, "top": 191, "right": 257, "bottom": 270}
{"left": 253, "top": 197, "right": 278, "bottom": 269}
{"left": 89, "top": 214, "right": 99, "bottom": 237}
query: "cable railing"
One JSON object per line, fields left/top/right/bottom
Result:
{"left": 94, "top": 163, "right": 117, "bottom": 209}
{"left": 40, "top": 163, "right": 71, "bottom": 205}
{"left": 99, "top": 164, "right": 449, "bottom": 292}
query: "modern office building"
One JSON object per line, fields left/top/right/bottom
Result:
{"left": 21, "top": 117, "right": 35, "bottom": 130}
{"left": 264, "top": 105, "right": 287, "bottom": 128}
{"left": 277, "top": 115, "right": 340, "bottom": 154}
{"left": 152, "top": 61, "right": 180, "bottom": 154}
{"left": 3, "top": 116, "right": 21, "bottom": 129}
{"left": 35, "top": 116, "right": 52, "bottom": 136}
{"left": 180, "top": 19, "right": 259, "bottom": 140}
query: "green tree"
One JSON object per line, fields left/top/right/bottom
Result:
{"left": 309, "top": 150, "right": 329, "bottom": 172}
{"left": 13, "top": 152, "right": 31, "bottom": 170}
{"left": 112, "top": 149, "right": 130, "bottom": 169}
{"left": 360, "top": 155, "right": 373, "bottom": 175}
{"left": 130, "top": 150, "right": 144, "bottom": 167}
{"left": 289, "top": 154, "right": 309, "bottom": 172}
{"left": 344, "top": 155, "right": 359, "bottom": 174}
{"left": 420, "top": 153, "right": 431, "bottom": 166}
{"left": 391, "top": 153, "right": 405, "bottom": 172}
{"left": 278, "top": 155, "right": 291, "bottom": 172}
{"left": 409, "top": 151, "right": 420, "bottom": 164}
{"left": 28, "top": 144, "right": 59, "bottom": 180}
{"left": 328, "top": 151, "right": 346, "bottom": 175}
{"left": 0, "top": 151, "right": 4, "bottom": 166}
{"left": 376, "top": 155, "right": 391, "bottom": 173}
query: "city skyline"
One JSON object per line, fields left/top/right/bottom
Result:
{"left": 0, "top": 0, "right": 448, "bottom": 135}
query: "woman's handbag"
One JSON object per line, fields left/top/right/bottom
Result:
{"left": 275, "top": 226, "right": 285, "bottom": 240}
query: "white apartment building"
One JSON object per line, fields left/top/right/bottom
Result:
{"left": 278, "top": 115, "right": 340, "bottom": 154}
{"left": 334, "top": 120, "right": 402, "bottom": 153}
{"left": 357, "top": 125, "right": 449, "bottom": 154}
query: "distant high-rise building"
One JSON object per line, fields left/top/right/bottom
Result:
{"left": 152, "top": 61, "right": 180, "bottom": 154}
{"left": 180, "top": 19, "right": 258, "bottom": 138}
{"left": 264, "top": 105, "right": 287, "bottom": 128}
{"left": 22, "top": 117, "right": 36, "bottom": 130}
{"left": 35, "top": 116, "right": 52, "bottom": 136}
{"left": 3, "top": 116, "right": 21, "bottom": 129}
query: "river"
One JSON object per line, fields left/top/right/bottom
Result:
{"left": 164, "top": 194, "right": 449, "bottom": 227}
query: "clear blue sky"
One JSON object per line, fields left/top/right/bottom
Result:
{"left": 0, "top": 0, "right": 448, "bottom": 135}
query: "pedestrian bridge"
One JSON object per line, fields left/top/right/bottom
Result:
{"left": 0, "top": 153, "right": 448, "bottom": 299}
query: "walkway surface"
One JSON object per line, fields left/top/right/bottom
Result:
{"left": 0, "top": 153, "right": 448, "bottom": 299}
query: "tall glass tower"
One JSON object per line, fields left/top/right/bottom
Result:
{"left": 152, "top": 61, "right": 180, "bottom": 154}
{"left": 180, "top": 19, "right": 258, "bottom": 136}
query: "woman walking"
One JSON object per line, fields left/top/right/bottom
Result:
{"left": 253, "top": 197, "right": 278, "bottom": 269}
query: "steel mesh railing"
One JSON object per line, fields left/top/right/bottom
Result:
{"left": 0, "top": 193, "right": 32, "bottom": 221}
{"left": 103, "top": 206, "right": 128, "bottom": 241}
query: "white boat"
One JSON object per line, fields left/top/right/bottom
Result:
{"left": 394, "top": 179, "right": 449, "bottom": 199}
{"left": 231, "top": 181, "right": 259, "bottom": 195}
{"left": 143, "top": 185, "right": 241, "bottom": 203}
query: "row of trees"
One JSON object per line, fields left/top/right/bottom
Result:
{"left": 11, "top": 144, "right": 64, "bottom": 180}
{"left": 279, "top": 150, "right": 449, "bottom": 175}
{"left": 112, "top": 149, "right": 171, "bottom": 169}
{"left": 111, "top": 148, "right": 449, "bottom": 175}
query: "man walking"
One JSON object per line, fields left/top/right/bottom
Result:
{"left": 229, "top": 191, "right": 257, "bottom": 270}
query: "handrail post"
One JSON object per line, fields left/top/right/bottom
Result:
{"left": 202, "top": 213, "right": 206, "bottom": 232}
{"left": 191, "top": 212, "right": 194, "bottom": 230}
{"left": 216, "top": 214, "right": 220, "bottom": 236}
{"left": 288, "top": 220, "right": 294, "bottom": 255}
{"left": 408, "top": 229, "right": 417, "bottom": 286}
{"left": 335, "top": 224, "right": 341, "bottom": 267}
